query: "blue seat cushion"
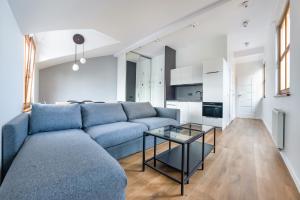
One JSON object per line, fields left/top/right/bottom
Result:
{"left": 30, "top": 103, "right": 82, "bottom": 134}
{"left": 81, "top": 103, "right": 127, "bottom": 128}
{"left": 121, "top": 102, "right": 157, "bottom": 120}
{"left": 0, "top": 129, "right": 127, "bottom": 200}
{"left": 85, "top": 122, "right": 148, "bottom": 148}
{"left": 131, "top": 117, "right": 179, "bottom": 130}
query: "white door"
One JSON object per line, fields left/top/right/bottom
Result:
{"left": 236, "top": 61, "right": 264, "bottom": 118}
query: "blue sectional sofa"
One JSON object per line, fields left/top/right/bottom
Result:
{"left": 0, "top": 102, "right": 180, "bottom": 200}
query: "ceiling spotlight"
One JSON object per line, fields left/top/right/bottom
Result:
{"left": 242, "top": 20, "right": 249, "bottom": 28}
{"left": 241, "top": 0, "right": 249, "bottom": 8}
{"left": 245, "top": 42, "right": 250, "bottom": 47}
{"left": 191, "top": 23, "right": 199, "bottom": 28}
{"left": 155, "top": 38, "right": 162, "bottom": 43}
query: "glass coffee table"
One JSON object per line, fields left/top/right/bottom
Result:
{"left": 142, "top": 123, "right": 216, "bottom": 195}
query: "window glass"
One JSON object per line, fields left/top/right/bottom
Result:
{"left": 286, "top": 9, "right": 290, "bottom": 46}
{"left": 280, "top": 58, "right": 286, "bottom": 91}
{"left": 280, "top": 19, "right": 286, "bottom": 55}
{"left": 286, "top": 51, "right": 290, "bottom": 88}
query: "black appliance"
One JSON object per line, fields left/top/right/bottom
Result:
{"left": 202, "top": 102, "right": 223, "bottom": 118}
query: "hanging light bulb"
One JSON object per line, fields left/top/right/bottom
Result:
{"left": 80, "top": 57, "right": 86, "bottom": 64}
{"left": 80, "top": 43, "right": 86, "bottom": 64}
{"left": 72, "top": 63, "right": 79, "bottom": 71}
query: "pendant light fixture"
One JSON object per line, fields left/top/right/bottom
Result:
{"left": 72, "top": 34, "right": 85, "bottom": 71}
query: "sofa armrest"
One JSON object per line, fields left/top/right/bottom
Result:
{"left": 1, "top": 112, "right": 29, "bottom": 181}
{"left": 155, "top": 107, "right": 180, "bottom": 122}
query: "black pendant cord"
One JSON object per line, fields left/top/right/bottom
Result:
{"left": 74, "top": 44, "right": 77, "bottom": 64}
{"left": 82, "top": 43, "right": 85, "bottom": 58}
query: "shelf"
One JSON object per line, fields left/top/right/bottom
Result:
{"left": 156, "top": 142, "right": 213, "bottom": 173}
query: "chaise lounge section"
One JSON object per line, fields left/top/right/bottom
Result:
{"left": 0, "top": 102, "right": 180, "bottom": 200}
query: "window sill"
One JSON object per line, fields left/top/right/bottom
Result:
{"left": 274, "top": 93, "right": 291, "bottom": 97}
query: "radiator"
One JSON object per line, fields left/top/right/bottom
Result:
{"left": 272, "top": 109, "right": 285, "bottom": 150}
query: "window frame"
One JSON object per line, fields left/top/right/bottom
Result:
{"left": 277, "top": 1, "right": 290, "bottom": 96}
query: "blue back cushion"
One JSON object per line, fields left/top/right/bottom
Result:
{"left": 81, "top": 103, "right": 127, "bottom": 128}
{"left": 121, "top": 102, "right": 157, "bottom": 120}
{"left": 30, "top": 104, "right": 82, "bottom": 134}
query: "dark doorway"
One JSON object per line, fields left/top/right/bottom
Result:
{"left": 126, "top": 61, "right": 136, "bottom": 102}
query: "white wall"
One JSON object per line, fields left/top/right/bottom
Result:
{"left": 151, "top": 54, "right": 165, "bottom": 107}
{"left": 39, "top": 56, "right": 117, "bottom": 103}
{"left": 261, "top": 0, "right": 300, "bottom": 191}
{"left": 176, "top": 35, "right": 227, "bottom": 68}
{"left": 117, "top": 53, "right": 126, "bottom": 101}
{"left": 0, "top": 0, "right": 24, "bottom": 177}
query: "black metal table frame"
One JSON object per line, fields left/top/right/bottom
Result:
{"left": 142, "top": 123, "right": 216, "bottom": 195}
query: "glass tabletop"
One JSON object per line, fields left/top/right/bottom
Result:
{"left": 145, "top": 123, "right": 215, "bottom": 144}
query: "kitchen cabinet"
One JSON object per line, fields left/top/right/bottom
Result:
{"left": 202, "top": 58, "right": 224, "bottom": 102}
{"left": 166, "top": 101, "right": 202, "bottom": 124}
{"left": 170, "top": 66, "right": 203, "bottom": 86}
{"left": 202, "top": 116, "right": 222, "bottom": 127}
{"left": 203, "top": 71, "right": 223, "bottom": 102}
{"left": 188, "top": 102, "right": 203, "bottom": 124}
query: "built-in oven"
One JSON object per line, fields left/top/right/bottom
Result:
{"left": 202, "top": 102, "right": 223, "bottom": 118}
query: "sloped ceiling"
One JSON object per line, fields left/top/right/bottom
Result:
{"left": 8, "top": 0, "right": 280, "bottom": 67}
{"left": 8, "top": 0, "right": 220, "bottom": 67}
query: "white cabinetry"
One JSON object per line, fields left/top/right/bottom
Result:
{"left": 166, "top": 101, "right": 202, "bottom": 124}
{"left": 203, "top": 71, "right": 223, "bottom": 102}
{"left": 170, "top": 66, "right": 203, "bottom": 85}
{"left": 202, "top": 58, "right": 231, "bottom": 129}
{"left": 202, "top": 59, "right": 223, "bottom": 102}
{"left": 188, "top": 102, "right": 203, "bottom": 124}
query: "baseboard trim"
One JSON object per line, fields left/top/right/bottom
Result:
{"left": 279, "top": 152, "right": 300, "bottom": 192}
{"left": 261, "top": 119, "right": 300, "bottom": 193}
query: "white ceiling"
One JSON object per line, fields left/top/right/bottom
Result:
{"left": 35, "top": 29, "right": 119, "bottom": 64}
{"left": 8, "top": 0, "right": 222, "bottom": 67}
{"left": 8, "top": 0, "right": 280, "bottom": 67}
{"left": 134, "top": 0, "right": 279, "bottom": 58}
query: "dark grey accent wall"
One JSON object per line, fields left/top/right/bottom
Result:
{"left": 126, "top": 61, "right": 136, "bottom": 102}
{"left": 165, "top": 46, "right": 176, "bottom": 102}
{"left": 39, "top": 56, "right": 117, "bottom": 103}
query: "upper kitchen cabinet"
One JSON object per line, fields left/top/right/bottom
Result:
{"left": 202, "top": 58, "right": 227, "bottom": 103}
{"left": 170, "top": 65, "right": 203, "bottom": 85}
{"left": 202, "top": 59, "right": 223, "bottom": 74}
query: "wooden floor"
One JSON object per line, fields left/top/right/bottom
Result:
{"left": 119, "top": 119, "right": 300, "bottom": 200}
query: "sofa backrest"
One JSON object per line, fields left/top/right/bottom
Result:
{"left": 81, "top": 103, "right": 127, "bottom": 128}
{"left": 121, "top": 102, "right": 157, "bottom": 120}
{"left": 1, "top": 112, "right": 29, "bottom": 181}
{"left": 30, "top": 104, "right": 82, "bottom": 134}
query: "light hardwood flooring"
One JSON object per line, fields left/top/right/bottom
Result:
{"left": 119, "top": 119, "right": 300, "bottom": 200}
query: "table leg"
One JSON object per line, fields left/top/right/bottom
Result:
{"left": 181, "top": 143, "right": 185, "bottom": 195}
{"left": 213, "top": 128, "right": 216, "bottom": 153}
{"left": 201, "top": 134, "right": 205, "bottom": 170}
{"left": 169, "top": 141, "right": 171, "bottom": 150}
{"left": 142, "top": 132, "right": 146, "bottom": 171}
{"left": 187, "top": 143, "right": 190, "bottom": 184}
{"left": 154, "top": 136, "right": 157, "bottom": 167}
